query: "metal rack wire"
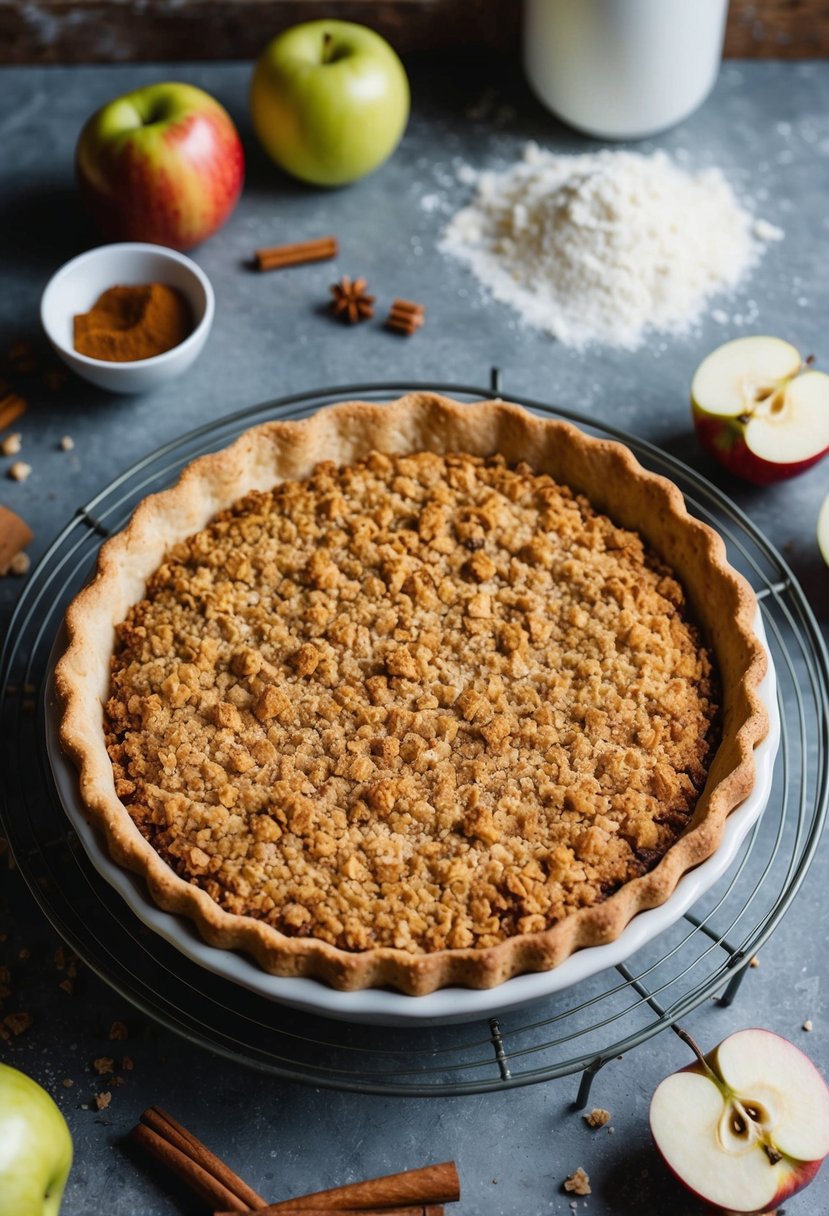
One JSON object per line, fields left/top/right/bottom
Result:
{"left": 1, "top": 378, "right": 827, "bottom": 1099}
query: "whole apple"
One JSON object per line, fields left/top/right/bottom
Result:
{"left": 691, "top": 335, "right": 829, "bottom": 485}
{"left": 250, "top": 20, "right": 410, "bottom": 187}
{"left": 650, "top": 1028, "right": 829, "bottom": 1214}
{"left": 76, "top": 82, "right": 244, "bottom": 251}
{"left": 0, "top": 1062, "right": 73, "bottom": 1216}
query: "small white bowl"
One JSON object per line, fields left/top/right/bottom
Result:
{"left": 41, "top": 243, "right": 214, "bottom": 395}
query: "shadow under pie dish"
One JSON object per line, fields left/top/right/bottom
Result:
{"left": 56, "top": 393, "right": 769, "bottom": 996}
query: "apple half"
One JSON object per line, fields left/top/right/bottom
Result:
{"left": 650, "top": 1028, "right": 829, "bottom": 1214}
{"left": 818, "top": 491, "right": 829, "bottom": 567}
{"left": 692, "top": 336, "right": 829, "bottom": 484}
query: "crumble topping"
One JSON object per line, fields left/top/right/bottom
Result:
{"left": 105, "top": 451, "right": 718, "bottom": 955}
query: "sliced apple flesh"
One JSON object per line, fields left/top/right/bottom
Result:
{"left": 691, "top": 335, "right": 829, "bottom": 482}
{"left": 650, "top": 1028, "right": 829, "bottom": 1214}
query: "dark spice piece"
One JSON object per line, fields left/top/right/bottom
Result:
{"left": 330, "top": 277, "right": 375, "bottom": 324}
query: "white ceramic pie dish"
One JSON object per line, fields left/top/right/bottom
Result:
{"left": 45, "top": 610, "right": 778, "bottom": 1028}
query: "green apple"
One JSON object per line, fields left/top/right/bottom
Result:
{"left": 250, "top": 20, "right": 410, "bottom": 186}
{"left": 0, "top": 1063, "right": 73, "bottom": 1215}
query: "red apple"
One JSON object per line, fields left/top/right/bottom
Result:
{"left": 650, "top": 1028, "right": 829, "bottom": 1214}
{"left": 76, "top": 82, "right": 244, "bottom": 251}
{"left": 691, "top": 336, "right": 829, "bottom": 485}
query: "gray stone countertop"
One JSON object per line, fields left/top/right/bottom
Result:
{"left": 0, "top": 55, "right": 827, "bottom": 1216}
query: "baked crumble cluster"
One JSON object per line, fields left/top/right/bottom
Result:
{"left": 105, "top": 450, "right": 719, "bottom": 955}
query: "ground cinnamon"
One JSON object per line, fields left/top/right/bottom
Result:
{"left": 74, "top": 283, "right": 191, "bottom": 362}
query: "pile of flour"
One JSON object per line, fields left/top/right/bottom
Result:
{"left": 441, "top": 144, "right": 783, "bottom": 350}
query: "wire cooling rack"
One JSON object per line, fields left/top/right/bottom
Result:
{"left": 1, "top": 379, "right": 827, "bottom": 1099}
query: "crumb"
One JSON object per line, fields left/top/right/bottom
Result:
{"left": 94, "top": 1091, "right": 112, "bottom": 1111}
{"left": 7, "top": 340, "right": 37, "bottom": 374}
{"left": 583, "top": 1107, "right": 611, "bottom": 1129}
{"left": 3, "top": 1011, "right": 33, "bottom": 1037}
{"left": 563, "top": 1167, "right": 591, "bottom": 1196}
{"left": 54, "top": 947, "right": 66, "bottom": 970}
{"left": 121, "top": 1055, "right": 134, "bottom": 1071}
{"left": 1, "top": 433, "right": 21, "bottom": 456}
{"left": 59, "top": 435, "right": 74, "bottom": 451}
{"left": 17, "top": 947, "right": 30, "bottom": 961}
{"left": 108, "top": 1020, "right": 128, "bottom": 1040}
{"left": 93, "top": 1056, "right": 114, "bottom": 1075}
{"left": 803, "top": 1019, "right": 813, "bottom": 1032}
{"left": 44, "top": 369, "right": 68, "bottom": 391}
{"left": 8, "top": 461, "right": 31, "bottom": 482}
{"left": 58, "top": 978, "right": 74, "bottom": 995}
{"left": 62, "top": 1078, "right": 74, "bottom": 1088}
{"left": 750, "top": 956, "right": 760, "bottom": 968}
{"left": 109, "top": 1075, "right": 125, "bottom": 1087}
{"left": 607, "top": 1127, "right": 615, "bottom": 1135}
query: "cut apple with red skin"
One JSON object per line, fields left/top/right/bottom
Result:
{"left": 692, "top": 336, "right": 829, "bottom": 485}
{"left": 650, "top": 1028, "right": 829, "bottom": 1214}
{"left": 818, "top": 492, "right": 829, "bottom": 567}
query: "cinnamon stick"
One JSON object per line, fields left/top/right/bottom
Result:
{"left": 217, "top": 1207, "right": 443, "bottom": 1216}
{"left": 0, "top": 505, "right": 33, "bottom": 575}
{"left": 386, "top": 299, "right": 425, "bottom": 336}
{"left": 131, "top": 1107, "right": 266, "bottom": 1212}
{"left": 255, "top": 237, "right": 338, "bottom": 271}
{"left": 0, "top": 390, "right": 27, "bottom": 432}
{"left": 230, "top": 1162, "right": 459, "bottom": 1214}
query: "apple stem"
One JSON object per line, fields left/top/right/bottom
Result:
{"left": 671, "top": 1024, "right": 713, "bottom": 1074}
{"left": 322, "top": 31, "right": 334, "bottom": 64}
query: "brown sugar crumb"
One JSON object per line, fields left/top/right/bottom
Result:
{"left": 104, "top": 451, "right": 719, "bottom": 956}
{"left": 94, "top": 1091, "right": 112, "bottom": 1111}
{"left": 749, "top": 956, "right": 760, "bottom": 968}
{"left": 93, "top": 1056, "right": 114, "bottom": 1075}
{"left": 108, "top": 1020, "right": 128, "bottom": 1040}
{"left": 62, "top": 1077, "right": 74, "bottom": 1088}
{"left": 58, "top": 978, "right": 74, "bottom": 995}
{"left": 583, "top": 1107, "right": 611, "bottom": 1129}
{"left": 59, "top": 435, "right": 75, "bottom": 452}
{"left": 8, "top": 460, "right": 31, "bottom": 482}
{"left": 564, "top": 1167, "right": 591, "bottom": 1196}
{"left": 2, "top": 1011, "right": 33, "bottom": 1037}
{"left": 121, "top": 1055, "right": 134, "bottom": 1070}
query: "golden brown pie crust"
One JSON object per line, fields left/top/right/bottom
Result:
{"left": 56, "top": 394, "right": 768, "bottom": 995}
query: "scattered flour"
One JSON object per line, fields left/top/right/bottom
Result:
{"left": 441, "top": 143, "right": 784, "bottom": 350}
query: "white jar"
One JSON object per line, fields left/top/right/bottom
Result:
{"left": 523, "top": 0, "right": 729, "bottom": 140}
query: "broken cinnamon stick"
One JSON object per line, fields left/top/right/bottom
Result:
{"left": 0, "top": 505, "right": 33, "bottom": 575}
{"left": 0, "top": 390, "right": 27, "bottom": 432}
{"left": 386, "top": 299, "right": 425, "bottom": 336}
{"left": 131, "top": 1107, "right": 266, "bottom": 1212}
{"left": 255, "top": 237, "right": 338, "bottom": 271}
{"left": 230, "top": 1162, "right": 459, "bottom": 1214}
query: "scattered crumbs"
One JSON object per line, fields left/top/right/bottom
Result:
{"left": 121, "top": 1055, "right": 134, "bottom": 1071}
{"left": 94, "top": 1091, "right": 112, "bottom": 1111}
{"left": 93, "top": 1056, "right": 114, "bottom": 1075}
{"left": 803, "top": 1019, "right": 813, "bottom": 1032}
{"left": 584, "top": 1107, "right": 611, "bottom": 1129}
{"left": 1, "top": 433, "right": 21, "bottom": 456}
{"left": 563, "top": 1167, "right": 591, "bottom": 1196}
{"left": 750, "top": 956, "right": 760, "bottom": 968}
{"left": 2, "top": 1011, "right": 33, "bottom": 1037}
{"left": 108, "top": 1020, "right": 128, "bottom": 1040}
{"left": 62, "top": 1078, "right": 74, "bottom": 1088}
{"left": 8, "top": 461, "right": 31, "bottom": 482}
{"left": 10, "top": 551, "right": 30, "bottom": 576}
{"left": 59, "top": 435, "right": 75, "bottom": 452}
{"left": 58, "top": 978, "right": 74, "bottom": 995}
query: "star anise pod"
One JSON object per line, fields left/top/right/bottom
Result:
{"left": 329, "top": 276, "right": 375, "bottom": 324}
